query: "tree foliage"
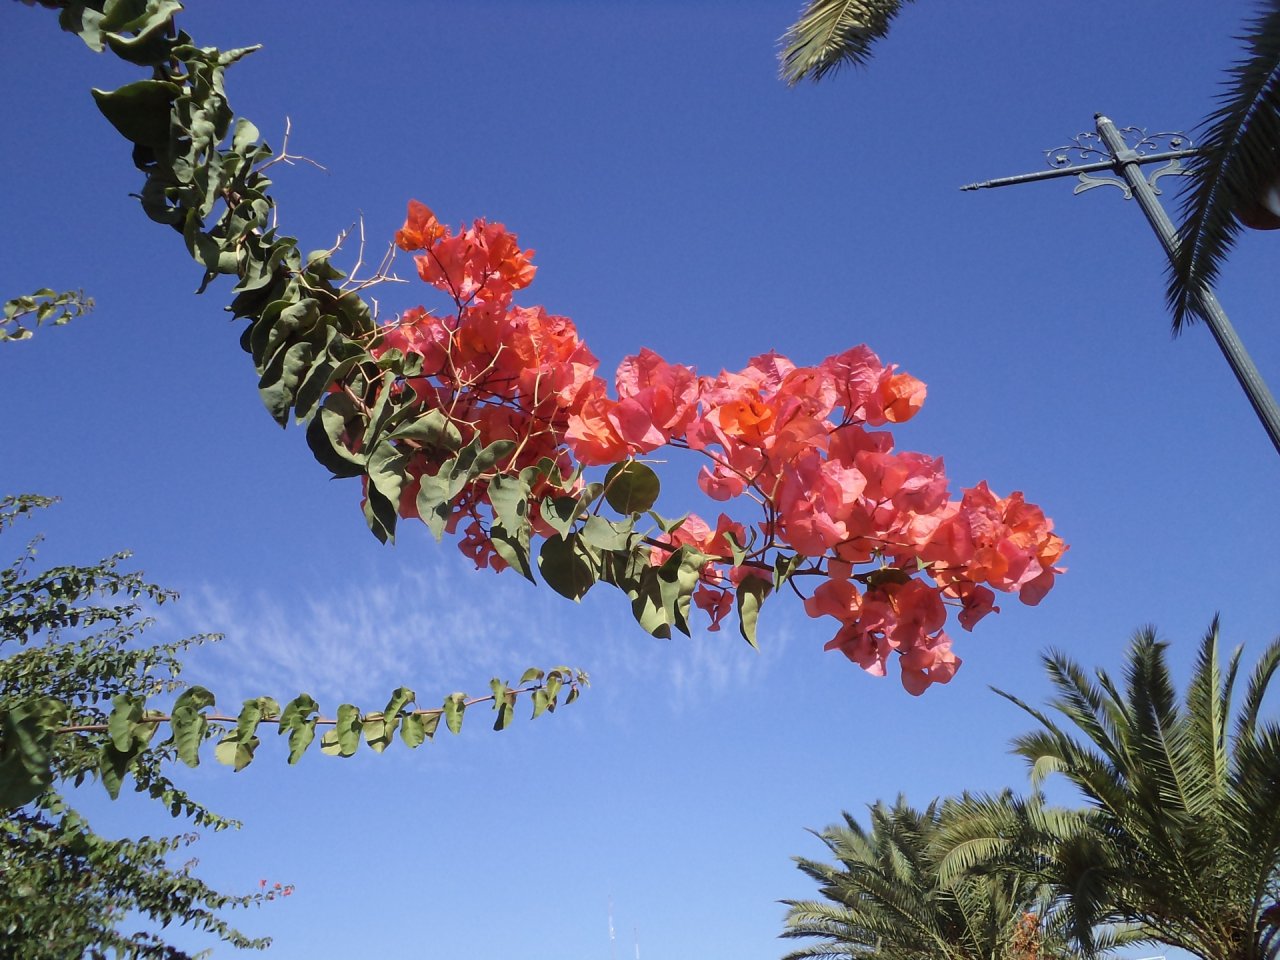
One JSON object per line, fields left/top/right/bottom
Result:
{"left": 997, "top": 622, "right": 1280, "bottom": 960}
{"left": 1, "top": 493, "right": 275, "bottom": 958}
{"left": 782, "top": 793, "right": 1077, "bottom": 960}
{"left": 786, "top": 625, "right": 1280, "bottom": 960}
{"left": 0, "top": 494, "right": 586, "bottom": 956}
{"left": 2, "top": 288, "right": 94, "bottom": 342}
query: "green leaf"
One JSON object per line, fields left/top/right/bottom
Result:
{"left": 630, "top": 567, "right": 672, "bottom": 639}
{"left": 459, "top": 438, "right": 516, "bottom": 478}
{"left": 363, "top": 482, "right": 398, "bottom": 544}
{"left": 391, "top": 408, "right": 463, "bottom": 453}
{"left": 650, "top": 510, "right": 690, "bottom": 534}
{"left": 723, "top": 529, "right": 748, "bottom": 567}
{"left": 487, "top": 474, "right": 530, "bottom": 535}
{"left": 544, "top": 671, "right": 564, "bottom": 703}
{"left": 213, "top": 731, "right": 258, "bottom": 772}
{"left": 279, "top": 693, "right": 318, "bottom": 764}
{"left": 490, "top": 679, "right": 515, "bottom": 731}
{"left": 234, "top": 696, "right": 278, "bottom": 749}
{"left": 865, "top": 566, "right": 912, "bottom": 589}
{"left": 107, "top": 694, "right": 145, "bottom": 752}
{"left": 103, "top": 2, "right": 183, "bottom": 65}
{"left": 774, "top": 551, "right": 802, "bottom": 589}
{"left": 541, "top": 495, "right": 583, "bottom": 538}
{"left": 415, "top": 467, "right": 456, "bottom": 541}
{"left": 603, "top": 460, "right": 661, "bottom": 514}
{"left": 532, "top": 688, "right": 552, "bottom": 719}
{"left": 490, "top": 526, "right": 534, "bottom": 581}
{"left": 371, "top": 687, "right": 415, "bottom": 752}
{"left": 98, "top": 744, "right": 132, "bottom": 800}
{"left": 367, "top": 440, "right": 408, "bottom": 511}
{"left": 735, "top": 575, "right": 772, "bottom": 649}
{"left": 232, "top": 116, "right": 260, "bottom": 152}
{"left": 258, "top": 339, "right": 316, "bottom": 426}
{"left": 418, "top": 712, "right": 442, "bottom": 743}
{"left": 169, "top": 686, "right": 215, "bottom": 768}
{"left": 443, "top": 693, "right": 466, "bottom": 735}
{"left": 581, "top": 514, "right": 634, "bottom": 552}
{"left": 91, "top": 79, "right": 180, "bottom": 149}
{"left": 361, "top": 371, "right": 404, "bottom": 449}
{"left": 331, "top": 703, "right": 362, "bottom": 758}
{"left": 306, "top": 394, "right": 367, "bottom": 479}
{"left": 0, "top": 698, "right": 66, "bottom": 809}
{"left": 399, "top": 713, "right": 426, "bottom": 748}
{"left": 362, "top": 713, "right": 389, "bottom": 753}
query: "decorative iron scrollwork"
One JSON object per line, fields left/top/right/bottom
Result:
{"left": 1047, "top": 127, "right": 1194, "bottom": 197}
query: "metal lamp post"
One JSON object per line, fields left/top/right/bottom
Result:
{"left": 962, "top": 113, "right": 1280, "bottom": 457}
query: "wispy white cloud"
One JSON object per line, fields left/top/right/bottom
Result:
{"left": 160, "top": 546, "right": 793, "bottom": 716}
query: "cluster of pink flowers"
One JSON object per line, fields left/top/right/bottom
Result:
{"left": 349, "top": 202, "right": 1066, "bottom": 694}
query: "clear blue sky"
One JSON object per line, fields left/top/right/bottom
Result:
{"left": 3, "top": 1, "right": 1278, "bottom": 957}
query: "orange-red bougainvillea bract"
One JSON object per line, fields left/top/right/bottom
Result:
{"left": 342, "top": 201, "right": 1066, "bottom": 695}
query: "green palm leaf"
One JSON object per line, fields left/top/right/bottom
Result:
{"left": 1169, "top": 0, "right": 1280, "bottom": 332}
{"left": 778, "top": 0, "right": 913, "bottom": 86}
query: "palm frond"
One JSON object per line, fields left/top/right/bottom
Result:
{"left": 1169, "top": 0, "right": 1280, "bottom": 332}
{"left": 778, "top": 0, "right": 913, "bottom": 86}
{"left": 1185, "top": 617, "right": 1234, "bottom": 811}
{"left": 1122, "top": 633, "right": 1206, "bottom": 822}
{"left": 1040, "top": 650, "right": 1132, "bottom": 767}
{"left": 1235, "top": 632, "right": 1280, "bottom": 743}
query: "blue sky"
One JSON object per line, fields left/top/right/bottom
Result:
{"left": 3, "top": 1, "right": 1279, "bottom": 957}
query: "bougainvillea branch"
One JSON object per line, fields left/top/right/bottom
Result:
{"left": 29, "top": 0, "right": 1065, "bottom": 694}
{"left": 354, "top": 204, "right": 1066, "bottom": 694}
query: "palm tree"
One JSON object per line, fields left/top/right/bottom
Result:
{"left": 995, "top": 620, "right": 1280, "bottom": 960}
{"left": 781, "top": 794, "right": 1073, "bottom": 960}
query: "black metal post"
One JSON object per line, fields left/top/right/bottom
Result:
{"left": 963, "top": 116, "right": 1280, "bottom": 458}
{"left": 1091, "top": 114, "right": 1280, "bottom": 456}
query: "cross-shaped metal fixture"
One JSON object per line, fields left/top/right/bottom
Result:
{"left": 963, "top": 113, "right": 1280, "bottom": 457}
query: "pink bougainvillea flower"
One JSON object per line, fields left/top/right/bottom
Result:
{"left": 899, "top": 632, "right": 960, "bottom": 695}
{"left": 395, "top": 199, "right": 447, "bottom": 251}
{"left": 342, "top": 201, "right": 1068, "bottom": 695}
{"left": 878, "top": 372, "right": 927, "bottom": 424}
{"left": 956, "top": 583, "right": 999, "bottom": 630}
{"left": 825, "top": 621, "right": 891, "bottom": 676}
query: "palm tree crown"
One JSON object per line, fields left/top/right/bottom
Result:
{"left": 781, "top": 795, "right": 1068, "bottom": 960}
{"left": 996, "top": 621, "right": 1280, "bottom": 960}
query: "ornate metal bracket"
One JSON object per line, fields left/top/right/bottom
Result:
{"left": 1047, "top": 128, "right": 1193, "bottom": 198}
